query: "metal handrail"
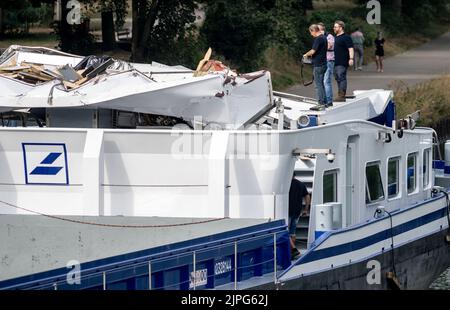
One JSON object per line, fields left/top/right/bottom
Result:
{"left": 9, "top": 228, "right": 286, "bottom": 290}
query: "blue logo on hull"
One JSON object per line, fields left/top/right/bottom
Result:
{"left": 30, "top": 152, "right": 63, "bottom": 175}
{"left": 22, "top": 144, "right": 69, "bottom": 185}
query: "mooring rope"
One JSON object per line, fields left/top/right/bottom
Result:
{"left": 0, "top": 199, "right": 227, "bottom": 228}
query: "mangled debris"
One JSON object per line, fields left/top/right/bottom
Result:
{"left": 0, "top": 45, "right": 274, "bottom": 129}
{"left": 0, "top": 55, "right": 115, "bottom": 90}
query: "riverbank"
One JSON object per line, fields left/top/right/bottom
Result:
{"left": 270, "top": 25, "right": 450, "bottom": 90}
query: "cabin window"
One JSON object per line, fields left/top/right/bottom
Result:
{"left": 423, "top": 149, "right": 431, "bottom": 189}
{"left": 387, "top": 157, "right": 400, "bottom": 199}
{"left": 366, "top": 162, "right": 385, "bottom": 204}
{"left": 407, "top": 153, "right": 417, "bottom": 194}
{"left": 323, "top": 170, "right": 338, "bottom": 203}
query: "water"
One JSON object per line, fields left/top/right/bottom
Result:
{"left": 429, "top": 267, "right": 450, "bottom": 290}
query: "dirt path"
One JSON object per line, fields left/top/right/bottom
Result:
{"left": 286, "top": 31, "right": 450, "bottom": 97}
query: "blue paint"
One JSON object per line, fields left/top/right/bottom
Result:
{"left": 299, "top": 206, "right": 446, "bottom": 265}
{"left": 315, "top": 231, "right": 326, "bottom": 240}
{"left": 433, "top": 160, "right": 445, "bottom": 169}
{"left": 0, "top": 220, "right": 290, "bottom": 290}
{"left": 298, "top": 115, "right": 318, "bottom": 129}
{"left": 22, "top": 143, "right": 70, "bottom": 185}
{"left": 445, "top": 166, "right": 450, "bottom": 175}
{"left": 40, "top": 152, "right": 62, "bottom": 164}
{"left": 30, "top": 166, "right": 63, "bottom": 176}
{"left": 277, "top": 193, "right": 448, "bottom": 278}
{"left": 388, "top": 184, "right": 397, "bottom": 196}
{"left": 368, "top": 100, "right": 396, "bottom": 127}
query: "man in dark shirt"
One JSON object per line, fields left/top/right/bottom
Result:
{"left": 303, "top": 24, "right": 327, "bottom": 109}
{"left": 333, "top": 20, "right": 354, "bottom": 102}
{"left": 289, "top": 175, "right": 311, "bottom": 257}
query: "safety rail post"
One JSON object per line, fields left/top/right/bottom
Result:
{"left": 193, "top": 251, "right": 196, "bottom": 290}
{"left": 103, "top": 271, "right": 106, "bottom": 290}
{"left": 53, "top": 282, "right": 57, "bottom": 290}
{"left": 273, "top": 192, "right": 276, "bottom": 220}
{"left": 148, "top": 261, "right": 152, "bottom": 290}
{"left": 273, "top": 232, "right": 277, "bottom": 284}
{"left": 234, "top": 241, "right": 238, "bottom": 290}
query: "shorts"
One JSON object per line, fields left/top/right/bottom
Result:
{"left": 288, "top": 216, "right": 300, "bottom": 236}
{"left": 375, "top": 49, "right": 384, "bottom": 57}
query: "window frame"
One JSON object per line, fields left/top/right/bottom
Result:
{"left": 323, "top": 169, "right": 338, "bottom": 204}
{"left": 407, "top": 152, "right": 418, "bottom": 195}
{"left": 365, "top": 161, "right": 385, "bottom": 205}
{"left": 423, "top": 148, "right": 432, "bottom": 190}
{"left": 387, "top": 156, "right": 401, "bottom": 201}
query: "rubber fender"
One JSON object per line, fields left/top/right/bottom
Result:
{"left": 386, "top": 271, "right": 401, "bottom": 290}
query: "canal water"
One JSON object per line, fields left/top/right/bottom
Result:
{"left": 429, "top": 268, "right": 450, "bottom": 290}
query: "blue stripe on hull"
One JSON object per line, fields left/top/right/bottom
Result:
{"left": 299, "top": 206, "right": 447, "bottom": 265}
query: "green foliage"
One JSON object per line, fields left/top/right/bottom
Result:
{"left": 309, "top": 9, "right": 376, "bottom": 47}
{"left": 201, "top": 0, "right": 312, "bottom": 72}
{"left": 269, "top": 0, "right": 308, "bottom": 59}
{"left": 154, "top": 30, "right": 207, "bottom": 69}
{"left": 393, "top": 76, "right": 450, "bottom": 126}
{"left": 0, "top": 0, "right": 53, "bottom": 35}
{"left": 355, "top": 0, "right": 450, "bottom": 36}
{"left": 201, "top": 0, "right": 275, "bottom": 72}
{"left": 52, "top": 20, "right": 96, "bottom": 55}
{"left": 98, "top": 0, "right": 128, "bottom": 30}
{"left": 132, "top": 0, "right": 199, "bottom": 66}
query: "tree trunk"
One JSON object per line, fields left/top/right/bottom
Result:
{"left": 131, "top": 0, "right": 161, "bottom": 62}
{"left": 0, "top": 8, "right": 4, "bottom": 37}
{"left": 131, "top": 0, "right": 141, "bottom": 61}
{"left": 101, "top": 10, "right": 116, "bottom": 51}
{"left": 393, "top": 0, "right": 402, "bottom": 16}
{"left": 301, "top": 0, "right": 313, "bottom": 11}
{"left": 60, "top": 0, "right": 71, "bottom": 52}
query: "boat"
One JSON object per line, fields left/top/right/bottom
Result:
{"left": 0, "top": 46, "right": 449, "bottom": 290}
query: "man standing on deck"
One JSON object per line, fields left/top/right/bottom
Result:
{"left": 289, "top": 174, "right": 311, "bottom": 258}
{"left": 318, "top": 22, "right": 335, "bottom": 107}
{"left": 333, "top": 20, "right": 354, "bottom": 102}
{"left": 303, "top": 24, "right": 328, "bottom": 109}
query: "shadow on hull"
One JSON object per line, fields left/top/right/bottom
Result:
{"left": 252, "top": 230, "right": 450, "bottom": 290}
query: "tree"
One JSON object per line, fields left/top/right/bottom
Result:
{"left": 52, "top": 0, "right": 95, "bottom": 54}
{"left": 392, "top": 0, "right": 402, "bottom": 16}
{"left": 99, "top": 0, "right": 128, "bottom": 51}
{"left": 0, "top": 0, "right": 52, "bottom": 35}
{"left": 269, "top": 0, "right": 308, "bottom": 57}
{"left": 130, "top": 0, "right": 198, "bottom": 62}
{"left": 201, "top": 0, "right": 275, "bottom": 72}
{"left": 300, "top": 0, "right": 313, "bottom": 12}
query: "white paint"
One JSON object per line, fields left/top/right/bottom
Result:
{"left": 83, "top": 130, "right": 104, "bottom": 216}
{"left": 366, "top": 260, "right": 381, "bottom": 285}
{"left": 208, "top": 132, "right": 230, "bottom": 218}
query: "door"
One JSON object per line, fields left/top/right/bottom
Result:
{"left": 345, "top": 135, "right": 359, "bottom": 227}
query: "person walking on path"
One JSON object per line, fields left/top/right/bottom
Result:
{"left": 303, "top": 24, "right": 328, "bottom": 108}
{"left": 375, "top": 31, "right": 385, "bottom": 73}
{"left": 318, "top": 22, "right": 335, "bottom": 107}
{"left": 351, "top": 27, "right": 365, "bottom": 70}
{"left": 333, "top": 20, "right": 354, "bottom": 102}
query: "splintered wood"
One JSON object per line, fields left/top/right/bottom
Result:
{"left": 0, "top": 62, "right": 87, "bottom": 90}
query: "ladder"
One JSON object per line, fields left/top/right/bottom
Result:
{"left": 294, "top": 163, "right": 315, "bottom": 251}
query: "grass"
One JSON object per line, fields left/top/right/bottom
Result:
{"left": 0, "top": 31, "right": 58, "bottom": 49}
{"left": 269, "top": 23, "right": 450, "bottom": 90}
{"left": 393, "top": 75, "right": 450, "bottom": 126}
{"left": 312, "top": 0, "right": 357, "bottom": 10}
{"left": 364, "top": 24, "right": 450, "bottom": 65}
{"left": 263, "top": 47, "right": 303, "bottom": 90}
